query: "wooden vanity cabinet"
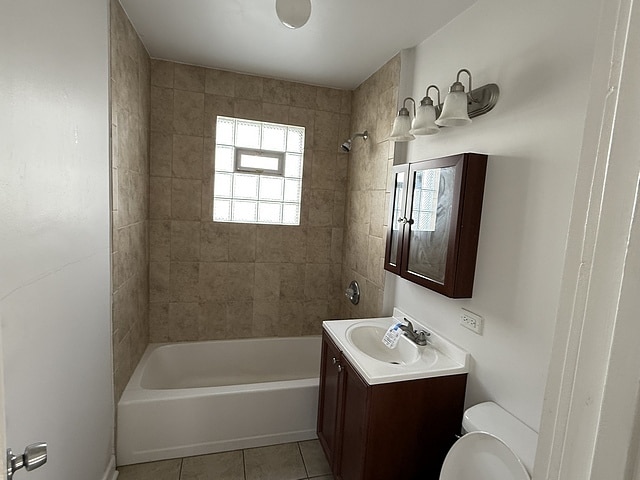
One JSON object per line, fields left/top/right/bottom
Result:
{"left": 317, "top": 332, "right": 467, "bottom": 480}
{"left": 384, "top": 153, "right": 488, "bottom": 298}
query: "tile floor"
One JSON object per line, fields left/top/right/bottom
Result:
{"left": 117, "top": 440, "right": 334, "bottom": 480}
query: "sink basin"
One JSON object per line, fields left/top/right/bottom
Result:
{"left": 346, "top": 324, "right": 435, "bottom": 366}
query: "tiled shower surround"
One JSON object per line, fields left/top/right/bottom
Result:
{"left": 110, "top": 0, "right": 401, "bottom": 398}
{"left": 110, "top": 0, "right": 150, "bottom": 400}
{"left": 341, "top": 56, "right": 400, "bottom": 319}
{"left": 148, "top": 60, "right": 353, "bottom": 342}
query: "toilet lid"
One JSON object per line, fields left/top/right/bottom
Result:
{"left": 439, "top": 431, "right": 530, "bottom": 480}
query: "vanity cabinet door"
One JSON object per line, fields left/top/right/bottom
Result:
{"left": 337, "top": 359, "right": 369, "bottom": 480}
{"left": 384, "top": 164, "right": 410, "bottom": 274}
{"left": 317, "top": 332, "right": 344, "bottom": 470}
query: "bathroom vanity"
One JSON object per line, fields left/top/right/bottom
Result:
{"left": 317, "top": 312, "right": 469, "bottom": 480}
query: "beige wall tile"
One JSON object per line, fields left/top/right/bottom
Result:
{"left": 280, "top": 227, "right": 307, "bottom": 263}
{"left": 226, "top": 262, "right": 255, "bottom": 300}
{"left": 150, "top": 131, "right": 173, "bottom": 177}
{"left": 263, "top": 78, "right": 290, "bottom": 105}
{"left": 204, "top": 69, "right": 236, "bottom": 96}
{"left": 149, "top": 220, "right": 171, "bottom": 261}
{"left": 252, "top": 300, "right": 279, "bottom": 336}
{"left": 204, "top": 94, "right": 235, "bottom": 137}
{"left": 234, "top": 74, "right": 263, "bottom": 100}
{"left": 199, "top": 301, "right": 228, "bottom": 339}
{"left": 174, "top": 63, "right": 205, "bottom": 92}
{"left": 173, "top": 90, "right": 204, "bottom": 136}
{"left": 169, "top": 302, "right": 200, "bottom": 341}
{"left": 303, "top": 300, "right": 328, "bottom": 334}
{"left": 313, "top": 111, "right": 340, "bottom": 151}
{"left": 149, "top": 261, "right": 170, "bottom": 303}
{"left": 279, "top": 300, "right": 304, "bottom": 336}
{"left": 290, "top": 83, "right": 317, "bottom": 110}
{"left": 228, "top": 223, "right": 256, "bottom": 262}
{"left": 310, "top": 151, "right": 336, "bottom": 190}
{"left": 150, "top": 59, "right": 174, "bottom": 88}
{"left": 308, "top": 189, "right": 335, "bottom": 226}
{"left": 171, "top": 178, "right": 202, "bottom": 220}
{"left": 316, "top": 87, "right": 343, "bottom": 113}
{"left": 150, "top": 86, "right": 174, "bottom": 133}
{"left": 111, "top": 0, "right": 150, "bottom": 401}
{"left": 147, "top": 62, "right": 363, "bottom": 342}
{"left": 171, "top": 220, "right": 201, "bottom": 262}
{"left": 200, "top": 222, "right": 229, "bottom": 262}
{"left": 234, "top": 98, "right": 263, "bottom": 121}
{"left": 306, "top": 227, "right": 332, "bottom": 264}
{"left": 304, "top": 263, "right": 330, "bottom": 300}
{"left": 254, "top": 263, "right": 281, "bottom": 301}
{"left": 149, "top": 303, "right": 170, "bottom": 342}
{"left": 170, "top": 262, "right": 200, "bottom": 302}
{"left": 262, "top": 103, "right": 290, "bottom": 124}
{"left": 150, "top": 176, "right": 172, "bottom": 219}
{"left": 280, "top": 263, "right": 306, "bottom": 301}
{"left": 226, "top": 301, "right": 253, "bottom": 338}
{"left": 255, "top": 226, "right": 283, "bottom": 262}
{"left": 199, "top": 262, "right": 228, "bottom": 302}
{"left": 172, "top": 134, "right": 203, "bottom": 179}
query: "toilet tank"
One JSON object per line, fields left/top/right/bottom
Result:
{"left": 462, "top": 402, "right": 538, "bottom": 475}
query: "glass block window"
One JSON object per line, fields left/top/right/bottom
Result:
{"left": 213, "top": 116, "right": 305, "bottom": 225}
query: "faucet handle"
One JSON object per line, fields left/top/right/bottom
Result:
{"left": 415, "top": 330, "right": 431, "bottom": 346}
{"left": 403, "top": 318, "right": 414, "bottom": 331}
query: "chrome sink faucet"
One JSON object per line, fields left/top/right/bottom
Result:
{"left": 398, "top": 318, "right": 431, "bottom": 346}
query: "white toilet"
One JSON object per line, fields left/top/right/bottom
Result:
{"left": 439, "top": 402, "right": 538, "bottom": 480}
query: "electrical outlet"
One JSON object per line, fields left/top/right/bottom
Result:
{"left": 460, "top": 309, "right": 483, "bottom": 335}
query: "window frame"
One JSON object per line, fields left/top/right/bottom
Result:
{"left": 234, "top": 148, "right": 285, "bottom": 176}
{"left": 213, "top": 116, "right": 305, "bottom": 226}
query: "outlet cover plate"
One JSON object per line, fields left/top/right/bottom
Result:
{"left": 460, "top": 309, "right": 483, "bottom": 335}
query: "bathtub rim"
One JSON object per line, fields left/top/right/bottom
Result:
{"left": 120, "top": 335, "right": 322, "bottom": 402}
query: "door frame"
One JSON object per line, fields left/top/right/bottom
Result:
{"left": 535, "top": 0, "right": 640, "bottom": 477}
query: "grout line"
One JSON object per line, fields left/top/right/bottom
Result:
{"left": 177, "top": 458, "right": 184, "bottom": 480}
{"left": 242, "top": 449, "right": 247, "bottom": 480}
{"left": 297, "top": 441, "right": 311, "bottom": 479}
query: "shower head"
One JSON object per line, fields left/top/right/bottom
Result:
{"left": 340, "top": 130, "right": 369, "bottom": 153}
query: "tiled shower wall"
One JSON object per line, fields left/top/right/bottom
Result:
{"left": 340, "top": 56, "right": 400, "bottom": 318}
{"left": 148, "top": 61, "right": 352, "bottom": 341}
{"left": 110, "top": 0, "right": 150, "bottom": 400}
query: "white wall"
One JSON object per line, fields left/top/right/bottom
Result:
{"left": 0, "top": 0, "right": 114, "bottom": 479}
{"left": 390, "top": 0, "right": 602, "bottom": 431}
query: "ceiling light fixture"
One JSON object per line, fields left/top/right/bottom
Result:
{"left": 389, "top": 69, "right": 500, "bottom": 142}
{"left": 276, "top": 0, "right": 312, "bottom": 29}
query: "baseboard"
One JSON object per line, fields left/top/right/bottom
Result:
{"left": 101, "top": 455, "right": 118, "bottom": 480}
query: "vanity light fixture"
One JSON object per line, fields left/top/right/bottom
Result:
{"left": 276, "top": 0, "right": 312, "bottom": 29}
{"left": 389, "top": 69, "right": 499, "bottom": 142}
{"left": 389, "top": 97, "right": 417, "bottom": 142}
{"left": 411, "top": 85, "right": 441, "bottom": 136}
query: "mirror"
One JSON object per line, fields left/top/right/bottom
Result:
{"left": 384, "top": 153, "right": 487, "bottom": 298}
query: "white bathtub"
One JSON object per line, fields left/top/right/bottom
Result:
{"left": 116, "top": 336, "right": 321, "bottom": 466}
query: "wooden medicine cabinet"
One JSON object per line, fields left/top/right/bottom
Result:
{"left": 384, "top": 153, "right": 488, "bottom": 298}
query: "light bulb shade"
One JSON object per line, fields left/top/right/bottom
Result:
{"left": 411, "top": 104, "right": 439, "bottom": 135}
{"left": 276, "top": 0, "right": 312, "bottom": 29}
{"left": 389, "top": 114, "right": 415, "bottom": 141}
{"left": 435, "top": 91, "right": 471, "bottom": 127}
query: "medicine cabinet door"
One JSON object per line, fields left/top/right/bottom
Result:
{"left": 383, "top": 164, "right": 409, "bottom": 274}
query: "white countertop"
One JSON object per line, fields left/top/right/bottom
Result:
{"left": 323, "top": 308, "right": 469, "bottom": 385}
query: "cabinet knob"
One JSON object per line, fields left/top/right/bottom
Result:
{"left": 397, "top": 217, "right": 407, "bottom": 224}
{"left": 337, "top": 364, "right": 343, "bottom": 373}
{"left": 332, "top": 357, "right": 338, "bottom": 365}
